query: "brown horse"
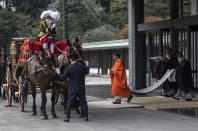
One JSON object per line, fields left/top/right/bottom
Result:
{"left": 0, "top": 46, "right": 7, "bottom": 99}
{"left": 27, "top": 51, "right": 58, "bottom": 120}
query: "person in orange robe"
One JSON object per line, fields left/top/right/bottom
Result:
{"left": 110, "top": 51, "right": 133, "bottom": 104}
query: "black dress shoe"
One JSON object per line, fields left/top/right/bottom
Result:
{"left": 127, "top": 93, "right": 133, "bottom": 103}
{"left": 84, "top": 117, "right": 89, "bottom": 121}
{"left": 172, "top": 96, "right": 179, "bottom": 100}
{"left": 64, "top": 116, "right": 70, "bottom": 122}
{"left": 185, "top": 99, "right": 192, "bottom": 101}
{"left": 112, "top": 100, "right": 121, "bottom": 104}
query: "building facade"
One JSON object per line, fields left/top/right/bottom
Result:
{"left": 83, "top": 39, "right": 129, "bottom": 75}
{"left": 128, "top": 0, "right": 198, "bottom": 90}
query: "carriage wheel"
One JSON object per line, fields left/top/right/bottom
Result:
{"left": 18, "top": 77, "right": 24, "bottom": 112}
{"left": 5, "top": 67, "right": 12, "bottom": 106}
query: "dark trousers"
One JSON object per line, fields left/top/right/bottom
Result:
{"left": 68, "top": 91, "right": 87, "bottom": 106}
{"left": 66, "top": 91, "right": 88, "bottom": 118}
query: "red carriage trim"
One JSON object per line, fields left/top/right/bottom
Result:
{"left": 22, "top": 39, "right": 68, "bottom": 55}
{"left": 18, "top": 39, "right": 68, "bottom": 66}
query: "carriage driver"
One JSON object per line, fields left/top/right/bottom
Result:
{"left": 38, "top": 10, "right": 60, "bottom": 57}
{"left": 56, "top": 53, "right": 89, "bottom": 122}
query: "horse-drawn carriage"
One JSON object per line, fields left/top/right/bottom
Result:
{"left": 2, "top": 37, "right": 82, "bottom": 119}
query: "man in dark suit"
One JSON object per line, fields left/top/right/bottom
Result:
{"left": 57, "top": 53, "right": 89, "bottom": 122}
{"left": 174, "top": 52, "right": 194, "bottom": 101}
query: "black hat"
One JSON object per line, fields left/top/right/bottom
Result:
{"left": 68, "top": 53, "right": 78, "bottom": 60}
{"left": 113, "top": 50, "right": 120, "bottom": 58}
{"left": 177, "top": 52, "right": 183, "bottom": 57}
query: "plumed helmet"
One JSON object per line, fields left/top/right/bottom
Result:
{"left": 177, "top": 51, "right": 183, "bottom": 57}
{"left": 40, "top": 10, "right": 60, "bottom": 21}
{"left": 50, "top": 11, "right": 60, "bottom": 21}
{"left": 40, "top": 10, "right": 53, "bottom": 20}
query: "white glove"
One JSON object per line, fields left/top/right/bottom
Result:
{"left": 85, "top": 61, "right": 89, "bottom": 67}
{"left": 48, "top": 20, "right": 53, "bottom": 25}
{"left": 48, "top": 36, "right": 53, "bottom": 39}
{"left": 51, "top": 23, "right": 56, "bottom": 29}
{"left": 55, "top": 68, "right": 60, "bottom": 74}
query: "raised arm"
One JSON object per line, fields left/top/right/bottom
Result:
{"left": 58, "top": 68, "right": 70, "bottom": 81}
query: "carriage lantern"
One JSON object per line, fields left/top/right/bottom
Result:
{"left": 10, "top": 41, "right": 16, "bottom": 55}
{"left": 10, "top": 41, "right": 17, "bottom": 64}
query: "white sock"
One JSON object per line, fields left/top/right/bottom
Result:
{"left": 50, "top": 43, "right": 54, "bottom": 54}
{"left": 43, "top": 43, "right": 48, "bottom": 50}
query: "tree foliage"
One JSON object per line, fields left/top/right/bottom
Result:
{"left": 0, "top": 10, "right": 16, "bottom": 44}
{"left": 117, "top": 24, "right": 128, "bottom": 40}
{"left": 83, "top": 24, "right": 119, "bottom": 42}
{"left": 96, "top": 0, "right": 111, "bottom": 13}
{"left": 11, "top": 0, "right": 51, "bottom": 18}
{"left": 144, "top": 0, "right": 170, "bottom": 18}
{"left": 0, "top": 0, "right": 51, "bottom": 45}
{"left": 55, "top": 0, "right": 105, "bottom": 40}
{"left": 0, "top": 10, "right": 35, "bottom": 45}
{"left": 108, "top": 0, "right": 128, "bottom": 29}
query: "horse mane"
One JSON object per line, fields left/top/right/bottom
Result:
{"left": 67, "top": 40, "right": 72, "bottom": 47}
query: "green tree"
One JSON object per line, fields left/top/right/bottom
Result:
{"left": 11, "top": 0, "right": 51, "bottom": 18}
{"left": 144, "top": 0, "right": 170, "bottom": 18}
{"left": 83, "top": 24, "right": 119, "bottom": 42}
{"left": 0, "top": 10, "right": 37, "bottom": 45}
{"left": 14, "top": 13, "right": 34, "bottom": 37}
{"left": 108, "top": 0, "right": 128, "bottom": 29}
{"left": 55, "top": 0, "right": 105, "bottom": 40}
{"left": 0, "top": 10, "right": 17, "bottom": 45}
{"left": 96, "top": 0, "right": 111, "bottom": 13}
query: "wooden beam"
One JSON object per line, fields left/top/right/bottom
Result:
{"left": 138, "top": 15, "right": 198, "bottom": 32}
{"left": 138, "top": 20, "right": 170, "bottom": 31}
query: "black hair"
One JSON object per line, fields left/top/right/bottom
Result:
{"left": 47, "top": 16, "right": 52, "bottom": 19}
{"left": 113, "top": 50, "right": 120, "bottom": 58}
{"left": 69, "top": 53, "right": 78, "bottom": 60}
{"left": 177, "top": 52, "right": 183, "bottom": 57}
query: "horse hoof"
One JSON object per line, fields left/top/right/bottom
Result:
{"left": 64, "top": 118, "right": 70, "bottom": 122}
{"left": 32, "top": 112, "right": 37, "bottom": 116}
{"left": 4, "top": 105, "right": 11, "bottom": 107}
{"left": 51, "top": 114, "right": 57, "bottom": 119}
{"left": 76, "top": 110, "right": 81, "bottom": 114}
{"left": 84, "top": 117, "right": 89, "bottom": 121}
{"left": 41, "top": 115, "right": 48, "bottom": 120}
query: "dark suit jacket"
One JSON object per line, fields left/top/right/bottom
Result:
{"left": 58, "top": 63, "right": 89, "bottom": 94}
{"left": 176, "top": 60, "right": 194, "bottom": 92}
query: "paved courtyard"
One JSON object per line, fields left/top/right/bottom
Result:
{"left": 0, "top": 76, "right": 197, "bottom": 131}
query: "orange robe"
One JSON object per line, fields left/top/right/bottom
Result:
{"left": 110, "top": 59, "right": 130, "bottom": 98}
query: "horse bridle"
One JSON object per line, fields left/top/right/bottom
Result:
{"left": 35, "top": 64, "right": 48, "bottom": 75}
{"left": 28, "top": 54, "right": 52, "bottom": 77}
